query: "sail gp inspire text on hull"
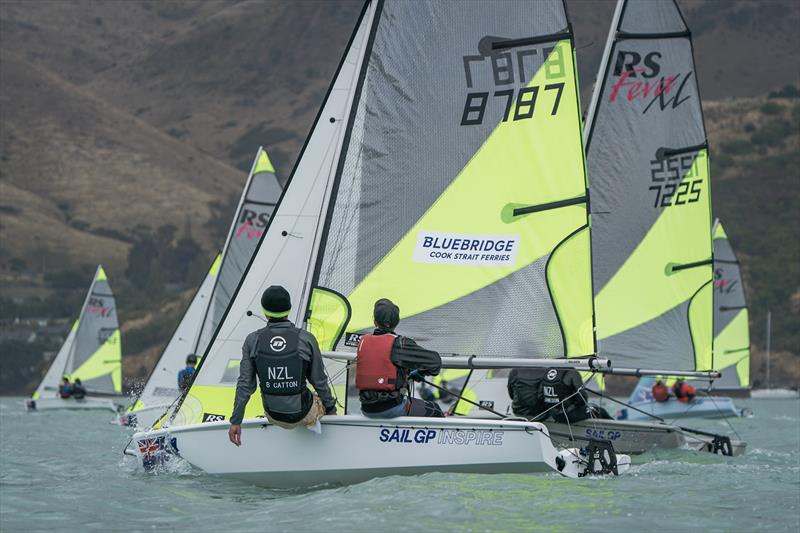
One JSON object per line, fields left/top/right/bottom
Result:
{"left": 413, "top": 232, "right": 520, "bottom": 267}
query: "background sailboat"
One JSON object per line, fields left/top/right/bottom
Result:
{"left": 26, "top": 266, "right": 121, "bottom": 412}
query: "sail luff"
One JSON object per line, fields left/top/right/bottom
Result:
{"left": 33, "top": 320, "right": 77, "bottom": 399}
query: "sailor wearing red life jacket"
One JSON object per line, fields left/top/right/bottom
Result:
{"left": 672, "top": 380, "right": 697, "bottom": 403}
{"left": 651, "top": 380, "right": 670, "bottom": 402}
{"left": 356, "top": 298, "right": 444, "bottom": 418}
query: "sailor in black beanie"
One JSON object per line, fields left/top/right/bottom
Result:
{"left": 229, "top": 285, "right": 337, "bottom": 446}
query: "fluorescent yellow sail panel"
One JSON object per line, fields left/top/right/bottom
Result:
{"left": 70, "top": 329, "right": 122, "bottom": 393}
{"left": 178, "top": 385, "right": 264, "bottom": 425}
{"left": 307, "top": 288, "right": 350, "bottom": 351}
{"left": 208, "top": 253, "right": 222, "bottom": 276}
{"left": 254, "top": 149, "right": 276, "bottom": 174}
{"left": 596, "top": 150, "right": 712, "bottom": 340}
{"left": 714, "top": 309, "right": 750, "bottom": 386}
{"left": 95, "top": 266, "right": 108, "bottom": 282}
{"left": 345, "top": 41, "right": 587, "bottom": 336}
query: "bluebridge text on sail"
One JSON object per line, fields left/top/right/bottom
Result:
{"left": 413, "top": 231, "right": 520, "bottom": 267}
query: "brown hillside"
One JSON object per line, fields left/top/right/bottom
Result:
{"left": 0, "top": 49, "right": 245, "bottom": 273}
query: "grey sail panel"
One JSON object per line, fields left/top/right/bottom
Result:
{"left": 196, "top": 148, "right": 282, "bottom": 354}
{"left": 314, "top": 0, "right": 594, "bottom": 359}
{"left": 586, "top": 0, "right": 713, "bottom": 371}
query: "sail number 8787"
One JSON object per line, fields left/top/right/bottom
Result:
{"left": 461, "top": 83, "right": 564, "bottom": 126}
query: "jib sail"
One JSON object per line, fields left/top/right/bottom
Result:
{"left": 32, "top": 320, "right": 78, "bottom": 400}
{"left": 584, "top": 0, "right": 714, "bottom": 372}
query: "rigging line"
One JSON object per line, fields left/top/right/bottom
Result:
{"left": 417, "top": 376, "right": 587, "bottom": 462}
{"left": 702, "top": 393, "right": 744, "bottom": 441}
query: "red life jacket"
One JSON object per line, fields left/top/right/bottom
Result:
{"left": 355, "top": 333, "right": 400, "bottom": 392}
{"left": 673, "top": 381, "right": 697, "bottom": 403}
{"left": 652, "top": 382, "right": 669, "bottom": 402}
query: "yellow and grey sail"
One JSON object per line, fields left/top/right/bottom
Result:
{"left": 312, "top": 0, "right": 594, "bottom": 361}
{"left": 584, "top": 0, "right": 714, "bottom": 372}
{"left": 64, "top": 266, "right": 122, "bottom": 394}
{"left": 195, "top": 148, "right": 282, "bottom": 355}
{"left": 712, "top": 220, "right": 750, "bottom": 389}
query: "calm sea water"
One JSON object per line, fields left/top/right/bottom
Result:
{"left": 1, "top": 397, "right": 798, "bottom": 532}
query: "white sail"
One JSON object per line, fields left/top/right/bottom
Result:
{"left": 32, "top": 320, "right": 77, "bottom": 399}
{"left": 168, "top": 6, "right": 376, "bottom": 426}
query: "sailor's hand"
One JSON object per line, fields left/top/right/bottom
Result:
{"left": 228, "top": 424, "right": 242, "bottom": 447}
{"left": 325, "top": 406, "right": 337, "bottom": 416}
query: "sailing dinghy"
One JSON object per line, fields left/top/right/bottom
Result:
{"left": 420, "top": 0, "right": 746, "bottom": 456}
{"left": 27, "top": 266, "right": 122, "bottom": 412}
{"left": 121, "top": 148, "right": 282, "bottom": 428}
{"left": 133, "top": 0, "right": 632, "bottom": 484}
{"left": 621, "top": 219, "right": 752, "bottom": 420}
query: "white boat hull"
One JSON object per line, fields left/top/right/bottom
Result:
{"left": 751, "top": 388, "right": 799, "bottom": 399}
{"left": 617, "top": 396, "right": 749, "bottom": 421}
{"left": 26, "top": 397, "right": 117, "bottom": 412}
{"left": 133, "top": 416, "right": 630, "bottom": 486}
{"left": 117, "top": 404, "right": 171, "bottom": 429}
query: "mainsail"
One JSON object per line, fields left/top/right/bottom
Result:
{"left": 127, "top": 254, "right": 220, "bottom": 414}
{"left": 194, "top": 148, "right": 282, "bottom": 355}
{"left": 32, "top": 320, "right": 78, "bottom": 399}
{"left": 711, "top": 219, "right": 750, "bottom": 389}
{"left": 169, "top": 3, "right": 378, "bottom": 425}
{"left": 584, "top": 0, "right": 714, "bottom": 373}
{"left": 313, "top": 0, "right": 593, "bottom": 362}
{"left": 64, "top": 266, "right": 122, "bottom": 394}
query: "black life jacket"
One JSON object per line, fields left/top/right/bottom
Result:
{"left": 509, "top": 368, "right": 547, "bottom": 418}
{"left": 72, "top": 384, "right": 86, "bottom": 400}
{"left": 253, "top": 326, "right": 306, "bottom": 396}
{"left": 542, "top": 368, "right": 580, "bottom": 412}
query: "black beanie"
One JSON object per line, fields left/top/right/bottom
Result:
{"left": 261, "top": 285, "right": 292, "bottom": 318}
{"left": 373, "top": 298, "right": 400, "bottom": 329}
